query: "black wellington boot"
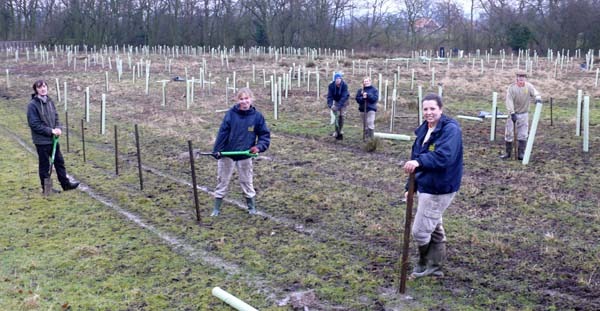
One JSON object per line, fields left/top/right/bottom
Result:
{"left": 499, "top": 142, "right": 512, "bottom": 160}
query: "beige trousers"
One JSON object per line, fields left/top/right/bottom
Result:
{"left": 214, "top": 157, "right": 255, "bottom": 199}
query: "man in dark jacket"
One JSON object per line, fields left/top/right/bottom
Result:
{"left": 403, "top": 93, "right": 463, "bottom": 278}
{"left": 326, "top": 72, "right": 349, "bottom": 140}
{"left": 355, "top": 77, "right": 379, "bottom": 139}
{"left": 211, "top": 87, "right": 270, "bottom": 216}
{"left": 27, "top": 79, "right": 79, "bottom": 193}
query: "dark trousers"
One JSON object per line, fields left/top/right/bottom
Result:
{"left": 36, "top": 143, "right": 70, "bottom": 189}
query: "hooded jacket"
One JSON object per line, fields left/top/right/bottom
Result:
{"left": 407, "top": 114, "right": 463, "bottom": 194}
{"left": 355, "top": 85, "right": 379, "bottom": 112}
{"left": 327, "top": 80, "right": 349, "bottom": 108}
{"left": 27, "top": 94, "right": 59, "bottom": 145}
{"left": 213, "top": 104, "right": 270, "bottom": 161}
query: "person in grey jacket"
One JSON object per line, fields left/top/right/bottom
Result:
{"left": 27, "top": 80, "right": 79, "bottom": 193}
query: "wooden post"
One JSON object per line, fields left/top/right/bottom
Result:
{"left": 81, "top": 119, "right": 86, "bottom": 162}
{"left": 114, "top": 125, "right": 119, "bottom": 175}
{"left": 188, "top": 140, "right": 201, "bottom": 222}
{"left": 135, "top": 124, "right": 144, "bottom": 191}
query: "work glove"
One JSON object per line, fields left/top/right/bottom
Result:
{"left": 535, "top": 95, "right": 542, "bottom": 102}
{"left": 212, "top": 152, "right": 221, "bottom": 159}
{"left": 249, "top": 146, "right": 260, "bottom": 154}
{"left": 511, "top": 113, "right": 517, "bottom": 123}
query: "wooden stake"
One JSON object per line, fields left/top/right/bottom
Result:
{"left": 135, "top": 124, "right": 143, "bottom": 191}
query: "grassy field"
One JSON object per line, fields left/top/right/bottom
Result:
{"left": 1, "top": 47, "right": 599, "bottom": 310}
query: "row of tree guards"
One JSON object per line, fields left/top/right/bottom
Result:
{"left": 456, "top": 91, "right": 592, "bottom": 164}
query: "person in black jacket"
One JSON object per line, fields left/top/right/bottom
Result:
{"left": 27, "top": 80, "right": 79, "bottom": 193}
{"left": 355, "top": 77, "right": 379, "bottom": 139}
{"left": 403, "top": 93, "right": 463, "bottom": 278}
{"left": 326, "top": 72, "right": 349, "bottom": 140}
{"left": 211, "top": 87, "right": 271, "bottom": 216}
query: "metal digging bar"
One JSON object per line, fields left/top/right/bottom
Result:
{"left": 197, "top": 150, "right": 259, "bottom": 158}
{"left": 398, "top": 172, "right": 416, "bottom": 294}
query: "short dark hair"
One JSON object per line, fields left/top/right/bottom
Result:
{"left": 422, "top": 93, "right": 443, "bottom": 108}
{"left": 32, "top": 80, "right": 47, "bottom": 94}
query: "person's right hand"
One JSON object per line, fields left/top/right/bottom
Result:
{"left": 52, "top": 128, "right": 62, "bottom": 136}
{"left": 511, "top": 113, "right": 517, "bottom": 123}
{"left": 403, "top": 160, "right": 420, "bottom": 174}
{"left": 212, "top": 152, "right": 221, "bottom": 160}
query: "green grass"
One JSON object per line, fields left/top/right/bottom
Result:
{"left": 0, "top": 131, "right": 279, "bottom": 310}
{"left": 1, "top": 53, "right": 599, "bottom": 310}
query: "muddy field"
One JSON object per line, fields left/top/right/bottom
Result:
{"left": 1, "top": 47, "right": 599, "bottom": 310}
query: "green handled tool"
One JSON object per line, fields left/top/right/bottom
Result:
{"left": 43, "top": 135, "right": 59, "bottom": 196}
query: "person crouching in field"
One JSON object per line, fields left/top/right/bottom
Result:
{"left": 27, "top": 79, "right": 79, "bottom": 194}
{"left": 355, "top": 77, "right": 379, "bottom": 139}
{"left": 326, "top": 72, "right": 349, "bottom": 140}
{"left": 403, "top": 94, "right": 463, "bottom": 278}
{"left": 211, "top": 88, "right": 270, "bottom": 216}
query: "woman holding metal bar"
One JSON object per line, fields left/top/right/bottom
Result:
{"left": 211, "top": 88, "right": 270, "bottom": 216}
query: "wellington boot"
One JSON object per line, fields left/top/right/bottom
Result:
{"left": 412, "top": 243, "right": 430, "bottom": 274}
{"left": 517, "top": 140, "right": 526, "bottom": 160}
{"left": 246, "top": 197, "right": 257, "bottom": 215}
{"left": 411, "top": 242, "right": 445, "bottom": 278}
{"left": 499, "top": 142, "right": 512, "bottom": 160}
{"left": 210, "top": 198, "right": 223, "bottom": 217}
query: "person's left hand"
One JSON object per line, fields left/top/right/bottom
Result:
{"left": 363, "top": 92, "right": 367, "bottom": 99}
{"left": 52, "top": 128, "right": 62, "bottom": 136}
{"left": 250, "top": 146, "right": 260, "bottom": 154}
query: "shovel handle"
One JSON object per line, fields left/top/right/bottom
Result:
{"left": 220, "top": 150, "right": 258, "bottom": 157}
{"left": 50, "top": 135, "right": 59, "bottom": 165}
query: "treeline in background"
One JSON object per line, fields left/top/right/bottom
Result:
{"left": 1, "top": 0, "right": 599, "bottom": 53}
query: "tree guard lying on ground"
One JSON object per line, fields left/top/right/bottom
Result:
{"left": 211, "top": 287, "right": 258, "bottom": 311}
{"left": 374, "top": 132, "right": 411, "bottom": 141}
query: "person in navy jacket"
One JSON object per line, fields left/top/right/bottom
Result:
{"left": 211, "top": 87, "right": 270, "bottom": 216}
{"left": 403, "top": 93, "right": 463, "bottom": 278}
{"left": 355, "top": 76, "right": 379, "bottom": 139}
{"left": 326, "top": 72, "right": 349, "bottom": 140}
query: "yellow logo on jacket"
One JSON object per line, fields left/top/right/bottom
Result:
{"left": 248, "top": 126, "right": 254, "bottom": 132}
{"left": 428, "top": 143, "right": 435, "bottom": 151}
